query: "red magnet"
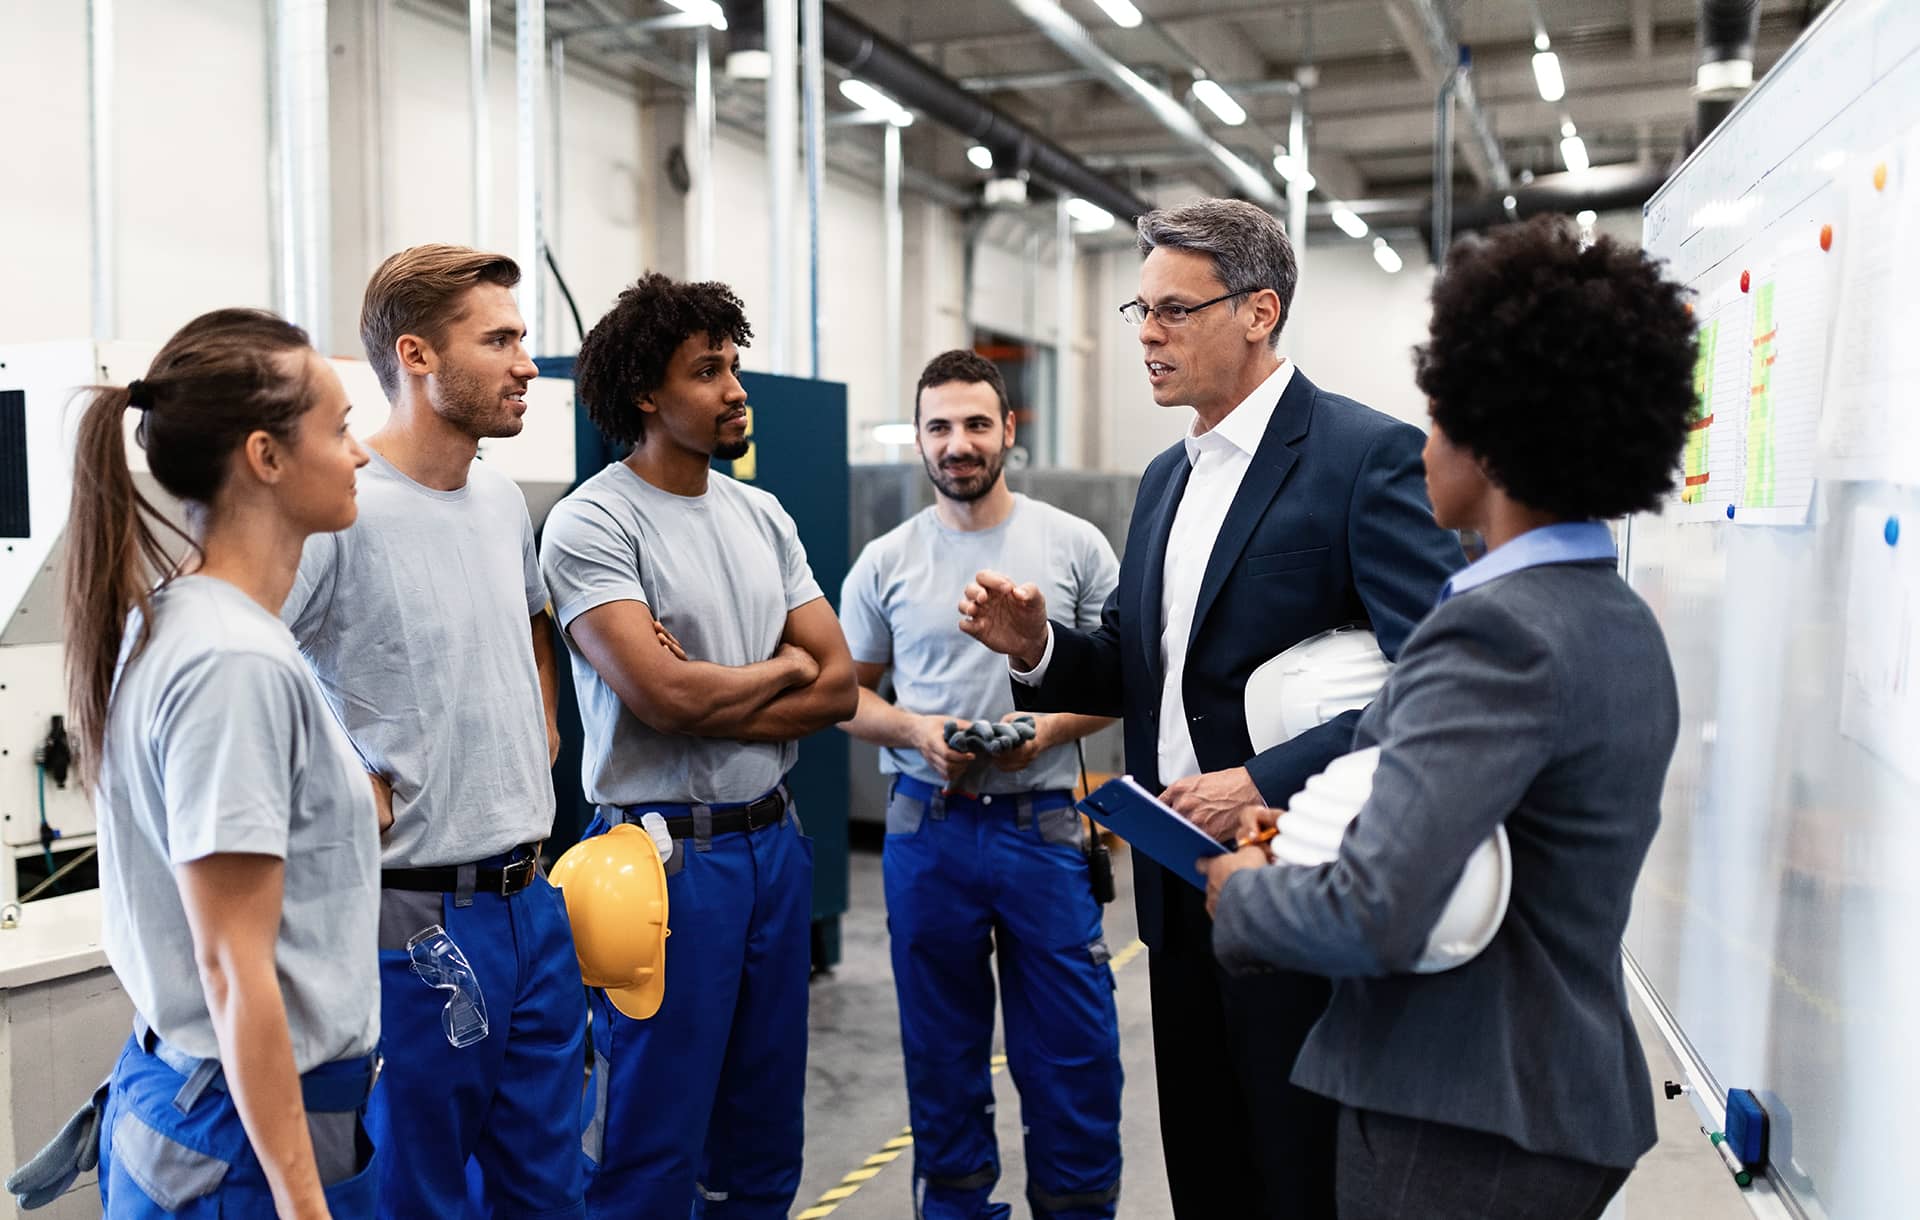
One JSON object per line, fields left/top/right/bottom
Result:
{"left": 1820, "top": 224, "right": 1833, "bottom": 251}
{"left": 1740, "top": 270, "right": 1751, "bottom": 293}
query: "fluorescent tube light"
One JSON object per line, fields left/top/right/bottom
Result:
{"left": 1531, "top": 51, "right": 1565, "bottom": 102}
{"left": 1330, "top": 206, "right": 1368, "bottom": 239}
{"left": 1560, "top": 134, "right": 1590, "bottom": 173}
{"left": 1066, "top": 198, "right": 1115, "bottom": 233}
{"left": 1191, "top": 78, "right": 1247, "bottom": 127}
{"left": 664, "top": 0, "right": 726, "bottom": 30}
{"left": 839, "top": 78, "right": 913, "bottom": 126}
{"left": 1271, "top": 153, "right": 1316, "bottom": 193}
{"left": 1090, "top": 0, "right": 1144, "bottom": 29}
{"left": 1372, "top": 238, "right": 1403, "bottom": 274}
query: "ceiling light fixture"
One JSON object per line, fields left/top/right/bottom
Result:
{"left": 1560, "top": 133, "right": 1591, "bottom": 173}
{"left": 967, "top": 144, "right": 995, "bottom": 170}
{"left": 1272, "top": 152, "right": 1316, "bottom": 193}
{"left": 839, "top": 78, "right": 913, "bottom": 126}
{"left": 1372, "top": 237, "right": 1403, "bottom": 274}
{"left": 1191, "top": 77, "right": 1247, "bottom": 127}
{"left": 1066, "top": 197, "right": 1116, "bottom": 233}
{"left": 1531, "top": 50, "right": 1565, "bottom": 102}
{"left": 663, "top": 0, "right": 727, "bottom": 31}
{"left": 1090, "top": 0, "right": 1144, "bottom": 30}
{"left": 1330, "top": 206, "right": 1368, "bottom": 239}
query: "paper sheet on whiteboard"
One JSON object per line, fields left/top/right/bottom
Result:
{"left": 1818, "top": 136, "right": 1920, "bottom": 484}
{"left": 1841, "top": 506, "right": 1920, "bottom": 781}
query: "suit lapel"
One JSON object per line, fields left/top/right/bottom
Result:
{"left": 1186, "top": 370, "right": 1316, "bottom": 651}
{"left": 1138, "top": 456, "right": 1192, "bottom": 686}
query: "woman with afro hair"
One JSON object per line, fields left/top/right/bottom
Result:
{"left": 1199, "top": 215, "right": 1697, "bottom": 1220}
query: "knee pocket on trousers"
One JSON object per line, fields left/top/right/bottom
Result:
{"left": 108, "top": 1111, "right": 232, "bottom": 1212}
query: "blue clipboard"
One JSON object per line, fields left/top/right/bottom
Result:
{"left": 1078, "top": 776, "right": 1227, "bottom": 892}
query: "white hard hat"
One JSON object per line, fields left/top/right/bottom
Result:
{"left": 1245, "top": 628, "right": 1510, "bottom": 972}
{"left": 1274, "top": 748, "right": 1510, "bottom": 972}
{"left": 1244, "top": 625, "right": 1395, "bottom": 750}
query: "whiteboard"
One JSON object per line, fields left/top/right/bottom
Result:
{"left": 1628, "top": 2, "right": 1920, "bottom": 1218}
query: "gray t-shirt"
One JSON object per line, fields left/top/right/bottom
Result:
{"left": 840, "top": 494, "right": 1119, "bottom": 794}
{"left": 282, "top": 450, "right": 553, "bottom": 868}
{"left": 540, "top": 462, "right": 825, "bottom": 806}
{"left": 97, "top": 576, "right": 381, "bottom": 1072}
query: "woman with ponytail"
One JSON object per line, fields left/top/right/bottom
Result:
{"left": 52, "top": 309, "right": 378, "bottom": 1218}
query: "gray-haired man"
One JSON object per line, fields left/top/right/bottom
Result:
{"left": 961, "top": 198, "right": 1465, "bottom": 1216}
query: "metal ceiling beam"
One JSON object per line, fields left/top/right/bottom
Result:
{"left": 997, "top": 0, "right": 1284, "bottom": 209}
{"left": 1630, "top": 0, "right": 1655, "bottom": 61}
{"left": 1383, "top": 0, "right": 1512, "bottom": 189}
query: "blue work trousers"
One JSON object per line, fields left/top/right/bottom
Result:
{"left": 883, "top": 778, "right": 1124, "bottom": 1220}
{"left": 97, "top": 1035, "right": 380, "bottom": 1217}
{"left": 368, "top": 866, "right": 588, "bottom": 1219}
{"left": 578, "top": 796, "right": 813, "bottom": 1219}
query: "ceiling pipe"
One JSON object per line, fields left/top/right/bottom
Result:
{"left": 1431, "top": 164, "right": 1667, "bottom": 243}
{"left": 1394, "top": 0, "right": 1512, "bottom": 191}
{"left": 758, "top": 2, "right": 1148, "bottom": 222}
{"left": 1692, "top": 0, "right": 1760, "bottom": 146}
{"left": 998, "top": 0, "right": 1285, "bottom": 210}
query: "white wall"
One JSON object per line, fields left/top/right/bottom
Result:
{"left": 0, "top": 1, "right": 646, "bottom": 364}
{"left": 0, "top": 0, "right": 274, "bottom": 344}
{"left": 1288, "top": 241, "right": 1438, "bottom": 430}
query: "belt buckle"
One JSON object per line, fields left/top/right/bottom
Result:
{"left": 752, "top": 794, "right": 783, "bottom": 830}
{"left": 500, "top": 854, "right": 536, "bottom": 895}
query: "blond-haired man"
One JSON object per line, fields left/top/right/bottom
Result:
{"left": 283, "top": 245, "right": 585, "bottom": 1218}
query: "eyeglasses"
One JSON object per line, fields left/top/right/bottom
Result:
{"left": 1118, "top": 288, "right": 1256, "bottom": 327}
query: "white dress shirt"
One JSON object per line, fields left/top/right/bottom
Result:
{"left": 1014, "top": 360, "right": 1295, "bottom": 784}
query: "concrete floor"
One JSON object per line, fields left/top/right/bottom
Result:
{"left": 797, "top": 840, "right": 1756, "bottom": 1220}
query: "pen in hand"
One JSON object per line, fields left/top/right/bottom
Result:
{"left": 1233, "top": 825, "right": 1279, "bottom": 851}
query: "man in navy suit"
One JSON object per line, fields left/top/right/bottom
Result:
{"left": 960, "top": 198, "right": 1464, "bottom": 1217}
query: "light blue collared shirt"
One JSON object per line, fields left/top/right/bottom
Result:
{"left": 1437, "top": 521, "right": 1617, "bottom": 603}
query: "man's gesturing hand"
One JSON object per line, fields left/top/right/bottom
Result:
{"left": 958, "top": 569, "right": 1050, "bottom": 671}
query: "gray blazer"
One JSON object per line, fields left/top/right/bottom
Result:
{"left": 1212, "top": 559, "right": 1679, "bottom": 1169}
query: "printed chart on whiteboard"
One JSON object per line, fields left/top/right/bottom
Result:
{"left": 1671, "top": 230, "right": 1835, "bottom": 525}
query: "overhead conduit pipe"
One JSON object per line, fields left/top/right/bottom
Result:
{"left": 723, "top": 0, "right": 1149, "bottom": 223}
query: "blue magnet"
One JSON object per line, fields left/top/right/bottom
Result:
{"left": 1727, "top": 504, "right": 1737, "bottom": 520}
{"left": 1887, "top": 516, "right": 1901, "bottom": 546}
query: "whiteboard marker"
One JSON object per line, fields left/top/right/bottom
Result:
{"left": 1702, "top": 1127, "right": 1753, "bottom": 1187}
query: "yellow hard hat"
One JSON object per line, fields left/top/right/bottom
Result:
{"left": 549, "top": 824, "right": 670, "bottom": 1019}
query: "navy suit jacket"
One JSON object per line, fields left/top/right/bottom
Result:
{"left": 1015, "top": 369, "right": 1465, "bottom": 948}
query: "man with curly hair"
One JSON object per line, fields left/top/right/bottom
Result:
{"left": 1201, "top": 216, "right": 1696, "bottom": 1219}
{"left": 960, "top": 198, "right": 1465, "bottom": 1217}
{"left": 539, "top": 272, "right": 858, "bottom": 1219}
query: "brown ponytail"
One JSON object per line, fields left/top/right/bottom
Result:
{"left": 63, "top": 309, "right": 315, "bottom": 781}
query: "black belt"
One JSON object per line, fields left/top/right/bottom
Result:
{"left": 603, "top": 789, "right": 789, "bottom": 838}
{"left": 381, "top": 843, "right": 541, "bottom": 895}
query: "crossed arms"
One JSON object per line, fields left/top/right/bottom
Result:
{"left": 567, "top": 596, "right": 858, "bottom": 742}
